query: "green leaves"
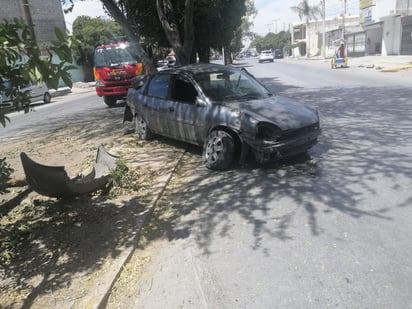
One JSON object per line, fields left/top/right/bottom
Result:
{"left": 71, "top": 16, "right": 125, "bottom": 67}
{"left": 0, "top": 19, "right": 75, "bottom": 127}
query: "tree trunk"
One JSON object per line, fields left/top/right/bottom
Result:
{"left": 83, "top": 66, "right": 94, "bottom": 82}
{"left": 306, "top": 18, "right": 310, "bottom": 58}
{"left": 224, "top": 45, "right": 232, "bottom": 65}
{"left": 198, "top": 47, "right": 209, "bottom": 63}
{"left": 156, "top": 0, "right": 194, "bottom": 65}
{"left": 101, "top": 0, "right": 157, "bottom": 73}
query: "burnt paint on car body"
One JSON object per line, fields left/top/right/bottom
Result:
{"left": 125, "top": 63, "right": 320, "bottom": 169}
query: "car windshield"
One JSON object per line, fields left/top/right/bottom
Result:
{"left": 94, "top": 44, "right": 138, "bottom": 67}
{"left": 194, "top": 69, "right": 272, "bottom": 102}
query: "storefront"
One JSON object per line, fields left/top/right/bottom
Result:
{"left": 345, "top": 31, "right": 366, "bottom": 56}
{"left": 363, "top": 21, "right": 383, "bottom": 55}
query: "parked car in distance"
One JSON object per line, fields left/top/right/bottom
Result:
{"left": 258, "top": 50, "right": 274, "bottom": 63}
{"left": 124, "top": 63, "right": 320, "bottom": 170}
{"left": 0, "top": 80, "right": 51, "bottom": 108}
{"left": 274, "top": 49, "right": 284, "bottom": 59}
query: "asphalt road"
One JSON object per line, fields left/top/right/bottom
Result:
{"left": 0, "top": 89, "right": 117, "bottom": 142}
{"left": 125, "top": 59, "right": 412, "bottom": 308}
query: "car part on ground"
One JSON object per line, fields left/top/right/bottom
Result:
{"left": 124, "top": 63, "right": 320, "bottom": 171}
{"left": 20, "top": 145, "right": 119, "bottom": 198}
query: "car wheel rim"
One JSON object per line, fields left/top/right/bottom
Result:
{"left": 205, "top": 136, "right": 224, "bottom": 163}
{"left": 137, "top": 117, "right": 146, "bottom": 137}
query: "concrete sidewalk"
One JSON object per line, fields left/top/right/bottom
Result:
{"left": 51, "top": 81, "right": 96, "bottom": 97}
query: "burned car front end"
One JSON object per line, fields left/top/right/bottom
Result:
{"left": 236, "top": 97, "right": 320, "bottom": 164}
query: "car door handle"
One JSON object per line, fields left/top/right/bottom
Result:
{"left": 168, "top": 107, "right": 174, "bottom": 112}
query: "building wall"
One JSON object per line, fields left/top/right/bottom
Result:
{"left": 0, "top": 0, "right": 66, "bottom": 47}
{"left": 396, "top": 0, "right": 412, "bottom": 15}
{"left": 0, "top": 0, "right": 86, "bottom": 83}
{"left": 381, "top": 15, "right": 402, "bottom": 55}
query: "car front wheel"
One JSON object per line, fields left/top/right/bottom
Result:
{"left": 202, "top": 130, "right": 234, "bottom": 170}
{"left": 135, "top": 114, "right": 153, "bottom": 140}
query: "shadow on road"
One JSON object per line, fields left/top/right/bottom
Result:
{"left": 1, "top": 83, "right": 411, "bottom": 306}
{"left": 144, "top": 85, "right": 412, "bottom": 255}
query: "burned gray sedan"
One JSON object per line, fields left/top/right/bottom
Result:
{"left": 124, "top": 63, "right": 320, "bottom": 170}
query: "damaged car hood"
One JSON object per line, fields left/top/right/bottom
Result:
{"left": 224, "top": 95, "right": 318, "bottom": 130}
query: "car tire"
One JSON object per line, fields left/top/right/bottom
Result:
{"left": 104, "top": 96, "right": 117, "bottom": 107}
{"left": 43, "top": 92, "right": 51, "bottom": 103}
{"left": 135, "top": 114, "right": 153, "bottom": 140}
{"left": 202, "top": 130, "right": 235, "bottom": 170}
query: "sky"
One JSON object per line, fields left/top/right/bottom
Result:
{"left": 62, "top": 0, "right": 360, "bottom": 35}
{"left": 62, "top": 0, "right": 107, "bottom": 32}
{"left": 253, "top": 0, "right": 360, "bottom": 35}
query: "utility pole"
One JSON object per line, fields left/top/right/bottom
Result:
{"left": 342, "top": 0, "right": 346, "bottom": 40}
{"left": 272, "top": 19, "right": 279, "bottom": 34}
{"left": 21, "top": 0, "right": 37, "bottom": 42}
{"left": 322, "top": 0, "right": 326, "bottom": 59}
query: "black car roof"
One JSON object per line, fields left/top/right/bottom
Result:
{"left": 166, "top": 63, "right": 238, "bottom": 76}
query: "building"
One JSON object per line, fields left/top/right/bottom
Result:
{"left": 0, "top": 0, "right": 66, "bottom": 50}
{"left": 291, "top": 16, "right": 361, "bottom": 57}
{"left": 0, "top": 0, "right": 86, "bottom": 83}
{"left": 291, "top": 0, "right": 412, "bottom": 57}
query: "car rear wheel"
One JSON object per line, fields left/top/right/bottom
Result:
{"left": 202, "top": 130, "right": 234, "bottom": 170}
{"left": 135, "top": 115, "right": 153, "bottom": 140}
{"left": 104, "top": 96, "right": 117, "bottom": 107}
{"left": 43, "top": 92, "right": 51, "bottom": 103}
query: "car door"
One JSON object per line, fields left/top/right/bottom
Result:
{"left": 168, "top": 75, "right": 204, "bottom": 144}
{"left": 143, "top": 73, "right": 173, "bottom": 135}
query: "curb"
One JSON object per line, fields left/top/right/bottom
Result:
{"left": 74, "top": 149, "right": 188, "bottom": 309}
{"left": 50, "top": 87, "right": 72, "bottom": 97}
{"left": 380, "top": 64, "right": 412, "bottom": 72}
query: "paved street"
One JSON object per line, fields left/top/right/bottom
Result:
{"left": 113, "top": 58, "right": 412, "bottom": 308}
{"left": 1, "top": 56, "right": 411, "bottom": 308}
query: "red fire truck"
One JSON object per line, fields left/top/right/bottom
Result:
{"left": 93, "top": 41, "right": 144, "bottom": 106}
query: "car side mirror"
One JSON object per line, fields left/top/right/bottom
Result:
{"left": 195, "top": 96, "right": 207, "bottom": 107}
{"left": 131, "top": 75, "right": 146, "bottom": 89}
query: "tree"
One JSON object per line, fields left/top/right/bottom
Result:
{"left": 72, "top": 16, "right": 124, "bottom": 80}
{"left": 63, "top": 0, "right": 249, "bottom": 68}
{"left": 0, "top": 18, "right": 75, "bottom": 189}
{"left": 0, "top": 18, "right": 75, "bottom": 128}
{"left": 290, "top": 0, "right": 321, "bottom": 57}
{"left": 251, "top": 31, "right": 291, "bottom": 54}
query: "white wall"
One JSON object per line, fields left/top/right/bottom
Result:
{"left": 381, "top": 15, "right": 402, "bottom": 55}
{"left": 375, "top": 0, "right": 397, "bottom": 18}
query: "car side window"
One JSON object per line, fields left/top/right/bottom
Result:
{"left": 171, "top": 76, "right": 198, "bottom": 104}
{"left": 147, "top": 74, "right": 171, "bottom": 99}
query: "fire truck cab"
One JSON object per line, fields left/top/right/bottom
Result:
{"left": 93, "top": 41, "right": 144, "bottom": 106}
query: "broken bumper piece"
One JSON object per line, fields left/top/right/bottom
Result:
{"left": 20, "top": 145, "right": 119, "bottom": 198}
